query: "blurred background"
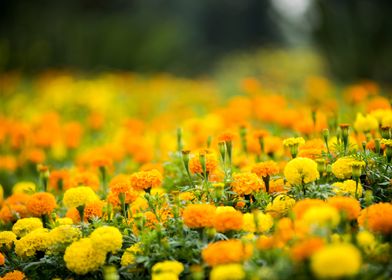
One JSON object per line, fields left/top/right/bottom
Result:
{"left": 0, "top": 0, "right": 391, "bottom": 84}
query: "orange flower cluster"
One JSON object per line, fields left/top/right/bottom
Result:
{"left": 231, "top": 172, "right": 264, "bottom": 195}
{"left": 130, "top": 169, "right": 163, "bottom": 191}
{"left": 202, "top": 239, "right": 253, "bottom": 266}
{"left": 358, "top": 203, "right": 392, "bottom": 234}
{"left": 26, "top": 192, "right": 57, "bottom": 217}
{"left": 182, "top": 204, "right": 216, "bottom": 229}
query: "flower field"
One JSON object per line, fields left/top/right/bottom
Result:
{"left": 0, "top": 72, "right": 392, "bottom": 279}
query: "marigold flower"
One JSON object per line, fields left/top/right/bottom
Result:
{"left": 302, "top": 205, "right": 340, "bottom": 228}
{"left": 130, "top": 169, "right": 163, "bottom": 191}
{"left": 331, "top": 157, "right": 356, "bottom": 179}
{"left": 27, "top": 192, "right": 57, "bottom": 217}
{"left": 354, "top": 113, "right": 378, "bottom": 133}
{"left": 47, "top": 225, "right": 81, "bottom": 251}
{"left": 284, "top": 157, "right": 319, "bottom": 185}
{"left": 310, "top": 243, "right": 361, "bottom": 279}
{"left": 12, "top": 217, "right": 43, "bottom": 237}
{"left": 213, "top": 208, "right": 243, "bottom": 232}
{"left": 15, "top": 228, "right": 50, "bottom": 257}
{"left": 121, "top": 243, "right": 141, "bottom": 267}
{"left": 251, "top": 161, "right": 279, "bottom": 178}
{"left": 290, "top": 238, "right": 324, "bottom": 262}
{"left": 12, "top": 181, "right": 36, "bottom": 194}
{"left": 49, "top": 169, "right": 70, "bottom": 191}
{"left": 328, "top": 196, "right": 361, "bottom": 220}
{"left": 69, "top": 171, "right": 100, "bottom": 191}
{"left": 332, "top": 179, "right": 363, "bottom": 197}
{"left": 182, "top": 204, "right": 216, "bottom": 229}
{"left": 358, "top": 203, "right": 392, "bottom": 234}
{"left": 63, "top": 186, "right": 98, "bottom": 208}
{"left": 188, "top": 149, "right": 219, "bottom": 175}
{"left": 210, "top": 264, "right": 245, "bottom": 280}
{"left": 64, "top": 238, "right": 106, "bottom": 275}
{"left": 90, "top": 226, "right": 123, "bottom": 254}
{"left": 242, "top": 211, "right": 273, "bottom": 233}
{"left": 0, "top": 270, "right": 26, "bottom": 280}
{"left": 283, "top": 137, "right": 305, "bottom": 148}
{"left": 265, "top": 195, "right": 295, "bottom": 218}
{"left": 0, "top": 231, "right": 17, "bottom": 248}
{"left": 231, "top": 172, "right": 263, "bottom": 195}
{"left": 217, "top": 132, "right": 236, "bottom": 142}
{"left": 0, "top": 252, "right": 4, "bottom": 266}
{"left": 202, "top": 239, "right": 253, "bottom": 266}
{"left": 292, "top": 199, "right": 326, "bottom": 219}
{"left": 152, "top": 260, "right": 184, "bottom": 276}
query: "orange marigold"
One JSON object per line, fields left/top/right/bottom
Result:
{"left": 188, "top": 149, "right": 219, "bottom": 175}
{"left": 290, "top": 238, "right": 324, "bottom": 262}
{"left": 213, "top": 210, "right": 243, "bottom": 233}
{"left": 182, "top": 204, "right": 216, "bottom": 229}
{"left": 27, "top": 192, "right": 57, "bottom": 217}
{"left": 0, "top": 270, "right": 26, "bottom": 280}
{"left": 292, "top": 199, "right": 326, "bottom": 219}
{"left": 130, "top": 169, "right": 162, "bottom": 191}
{"left": 358, "top": 203, "right": 392, "bottom": 234}
{"left": 202, "top": 239, "right": 252, "bottom": 266}
{"left": 69, "top": 171, "right": 100, "bottom": 191}
{"left": 217, "top": 132, "right": 236, "bottom": 142}
{"left": 49, "top": 169, "right": 70, "bottom": 191}
{"left": 328, "top": 196, "right": 361, "bottom": 220}
{"left": 0, "top": 252, "right": 4, "bottom": 266}
{"left": 251, "top": 161, "right": 279, "bottom": 178}
{"left": 231, "top": 172, "right": 264, "bottom": 195}
{"left": 66, "top": 200, "right": 105, "bottom": 223}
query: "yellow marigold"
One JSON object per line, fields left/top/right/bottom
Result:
{"left": 310, "top": 243, "right": 361, "bottom": 279}
{"left": 202, "top": 239, "right": 253, "bottom": 266}
{"left": 231, "top": 172, "right": 263, "bottom": 196}
{"left": 47, "top": 225, "right": 81, "bottom": 251}
{"left": 302, "top": 205, "right": 340, "bottom": 228}
{"left": 358, "top": 203, "right": 392, "bottom": 234}
{"left": 130, "top": 169, "right": 163, "bottom": 191}
{"left": 213, "top": 209, "right": 243, "bottom": 233}
{"left": 12, "top": 181, "right": 36, "bottom": 194}
{"left": 292, "top": 199, "right": 326, "bottom": 219}
{"left": 354, "top": 113, "right": 378, "bottom": 133}
{"left": 331, "top": 157, "right": 356, "bottom": 179}
{"left": 210, "top": 264, "right": 245, "bottom": 280}
{"left": 265, "top": 195, "right": 295, "bottom": 218}
{"left": 182, "top": 204, "right": 216, "bottom": 229}
{"left": 251, "top": 161, "right": 279, "bottom": 178}
{"left": 242, "top": 211, "right": 273, "bottom": 233}
{"left": 12, "top": 217, "right": 43, "bottom": 237}
{"left": 284, "top": 157, "right": 319, "bottom": 185}
{"left": 90, "top": 226, "right": 123, "bottom": 254}
{"left": 178, "top": 191, "right": 195, "bottom": 202}
{"left": 0, "top": 270, "right": 26, "bottom": 280}
{"left": 14, "top": 228, "right": 50, "bottom": 257}
{"left": 27, "top": 192, "right": 57, "bottom": 217}
{"left": 283, "top": 137, "right": 305, "bottom": 147}
{"left": 152, "top": 260, "right": 184, "bottom": 276}
{"left": 0, "top": 231, "right": 17, "bottom": 248}
{"left": 56, "top": 217, "right": 74, "bottom": 225}
{"left": 356, "top": 230, "right": 376, "bottom": 251}
{"left": 290, "top": 238, "right": 324, "bottom": 262}
{"left": 327, "top": 196, "right": 361, "bottom": 220}
{"left": 332, "top": 179, "right": 363, "bottom": 197}
{"left": 64, "top": 238, "right": 106, "bottom": 275}
{"left": 121, "top": 243, "right": 141, "bottom": 267}
{"left": 63, "top": 186, "right": 98, "bottom": 208}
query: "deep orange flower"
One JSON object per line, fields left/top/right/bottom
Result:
{"left": 358, "top": 203, "right": 392, "bottom": 234}
{"left": 217, "top": 131, "right": 236, "bottom": 142}
{"left": 0, "top": 252, "right": 4, "bottom": 265}
{"left": 328, "top": 196, "right": 361, "bottom": 220}
{"left": 182, "top": 204, "right": 216, "bottom": 229}
{"left": 251, "top": 161, "right": 279, "bottom": 178}
{"left": 130, "top": 169, "right": 163, "bottom": 191}
{"left": 27, "top": 192, "right": 57, "bottom": 216}
{"left": 49, "top": 169, "right": 71, "bottom": 191}
{"left": 202, "top": 239, "right": 252, "bottom": 266}
{"left": 290, "top": 238, "right": 324, "bottom": 262}
{"left": 231, "top": 172, "right": 264, "bottom": 195}
{"left": 0, "top": 270, "right": 26, "bottom": 280}
{"left": 213, "top": 210, "right": 243, "bottom": 232}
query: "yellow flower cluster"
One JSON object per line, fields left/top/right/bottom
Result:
{"left": 284, "top": 157, "right": 319, "bottom": 185}
{"left": 64, "top": 238, "right": 106, "bottom": 275}
{"left": 332, "top": 179, "right": 363, "bottom": 197}
{"left": 354, "top": 113, "right": 378, "bottom": 133}
{"left": 242, "top": 211, "right": 273, "bottom": 233}
{"left": 265, "top": 195, "right": 296, "bottom": 218}
{"left": 210, "top": 264, "right": 245, "bottom": 280}
{"left": 90, "top": 226, "right": 123, "bottom": 254}
{"left": 15, "top": 228, "right": 50, "bottom": 257}
{"left": 310, "top": 243, "right": 362, "bottom": 278}
{"left": 47, "top": 225, "right": 81, "bottom": 252}
{"left": 121, "top": 243, "right": 141, "bottom": 267}
{"left": 12, "top": 217, "right": 43, "bottom": 237}
{"left": 283, "top": 137, "right": 305, "bottom": 147}
{"left": 331, "top": 157, "right": 356, "bottom": 179}
{"left": 0, "top": 231, "right": 17, "bottom": 248}
{"left": 63, "top": 186, "right": 99, "bottom": 208}
{"left": 152, "top": 260, "right": 184, "bottom": 280}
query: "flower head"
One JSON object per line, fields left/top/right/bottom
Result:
{"left": 63, "top": 186, "right": 98, "bottom": 208}
{"left": 202, "top": 239, "right": 252, "bottom": 266}
{"left": 182, "top": 204, "right": 216, "bottom": 229}
{"left": 27, "top": 192, "right": 57, "bottom": 216}
{"left": 90, "top": 226, "right": 123, "bottom": 254}
{"left": 231, "top": 172, "right": 264, "bottom": 195}
{"left": 12, "top": 217, "right": 43, "bottom": 237}
{"left": 284, "top": 157, "right": 319, "bottom": 185}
